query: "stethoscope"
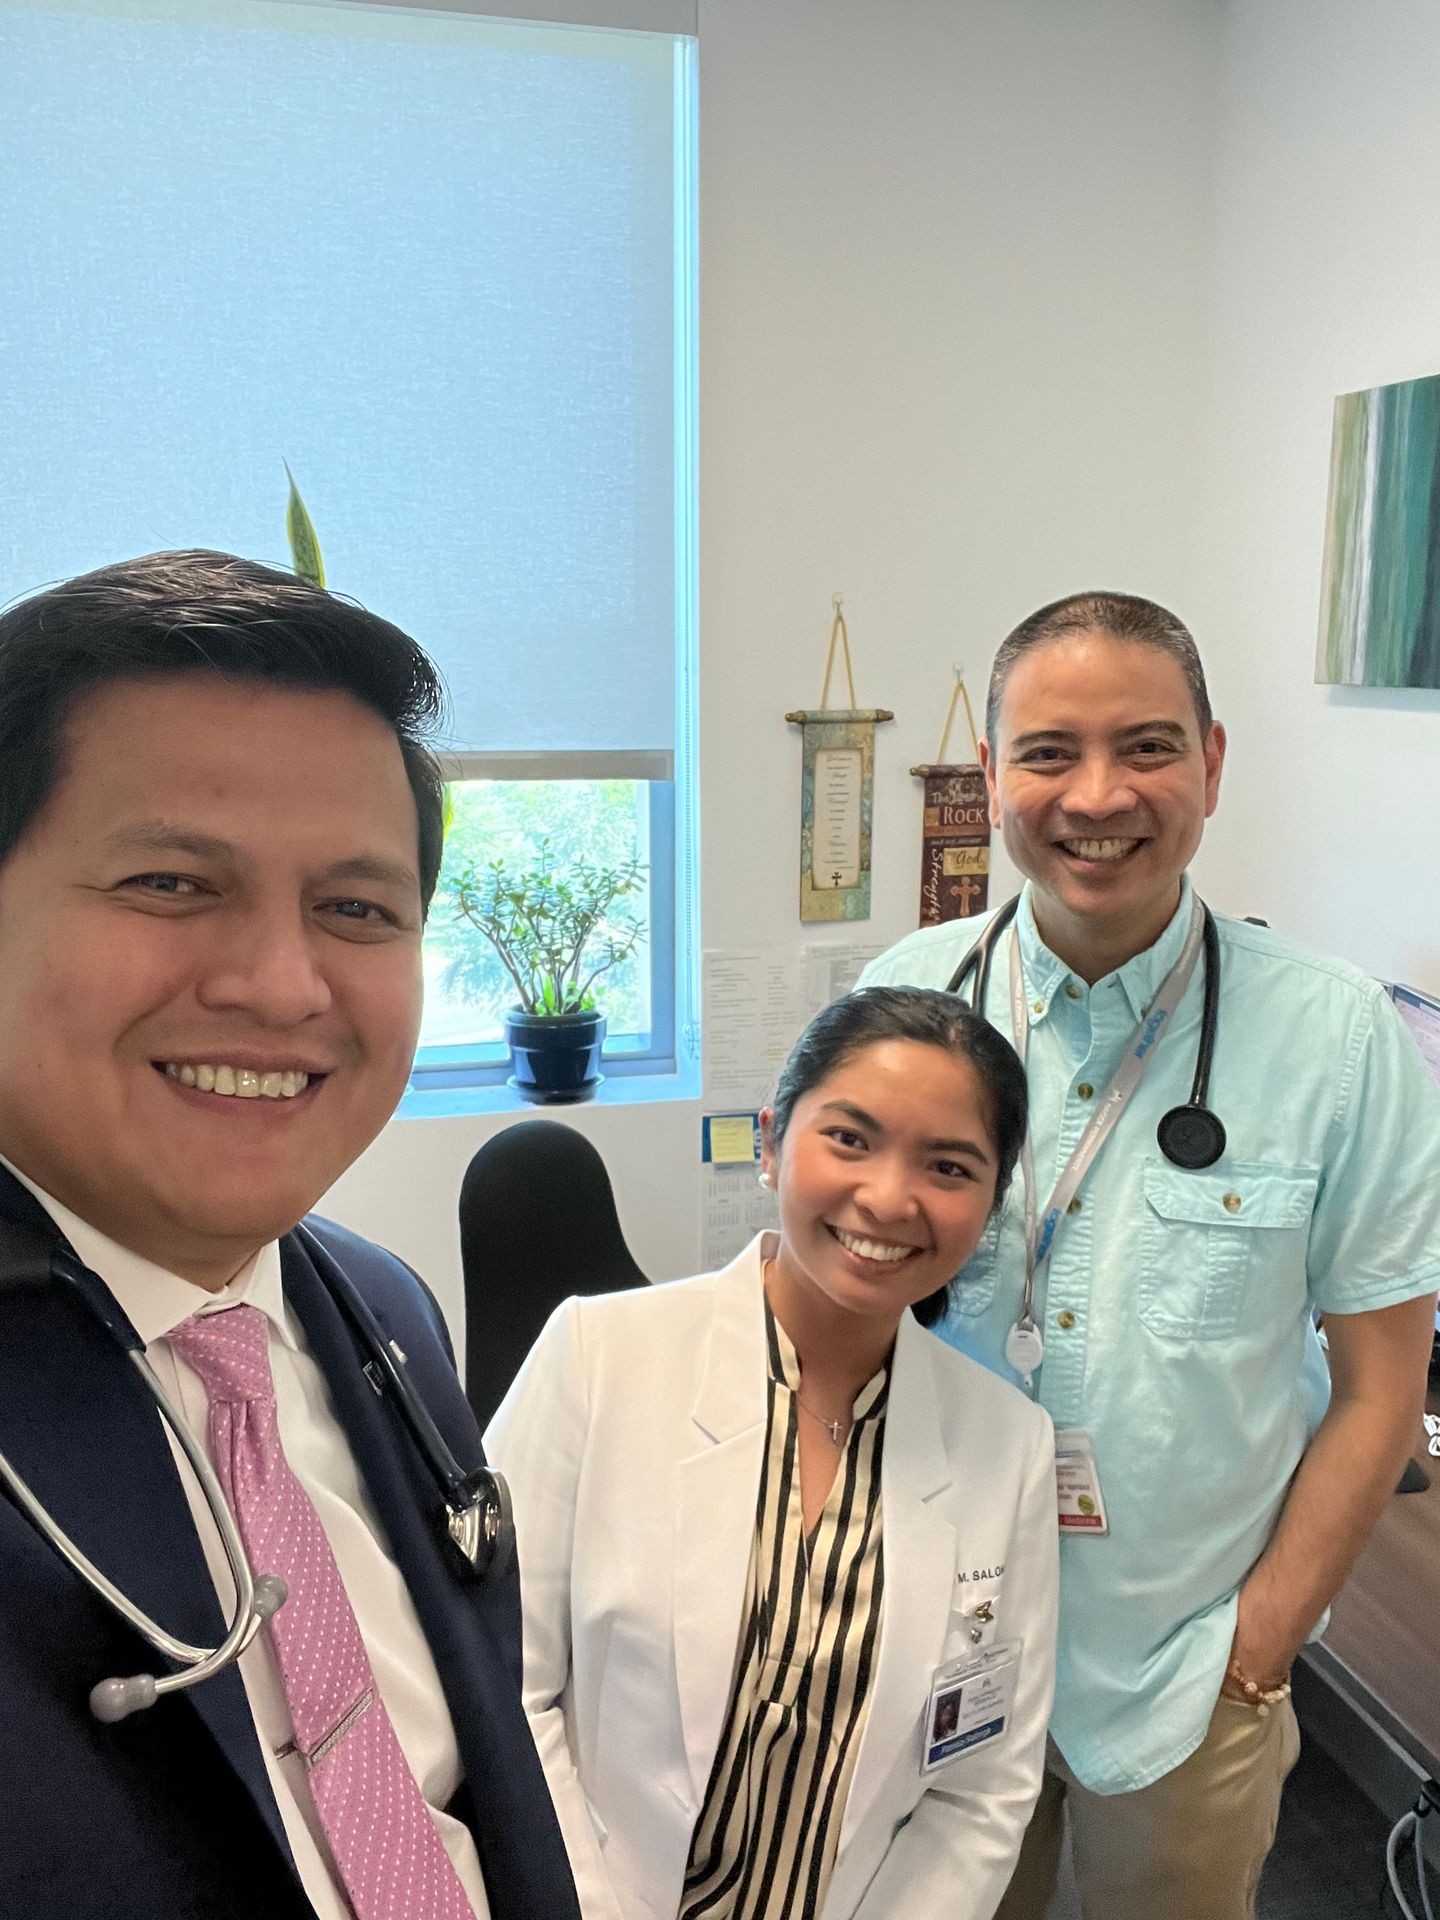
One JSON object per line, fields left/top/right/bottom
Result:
{"left": 945, "top": 893, "right": 1227, "bottom": 1383}
{"left": 0, "top": 1217, "right": 514, "bottom": 1725}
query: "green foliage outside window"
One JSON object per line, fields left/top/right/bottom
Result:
{"left": 453, "top": 840, "right": 646, "bottom": 1017}
{"left": 423, "top": 781, "right": 650, "bottom": 1042}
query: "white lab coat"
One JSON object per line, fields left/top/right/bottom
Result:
{"left": 485, "top": 1235, "right": 1058, "bottom": 1920}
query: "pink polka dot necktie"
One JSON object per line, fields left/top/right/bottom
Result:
{"left": 169, "top": 1304, "right": 475, "bottom": 1920}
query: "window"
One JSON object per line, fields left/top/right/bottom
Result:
{"left": 415, "top": 775, "right": 677, "bottom": 1083}
{"left": 0, "top": 0, "right": 699, "bottom": 1098}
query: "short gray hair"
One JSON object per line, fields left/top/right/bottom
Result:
{"left": 985, "top": 591, "right": 1213, "bottom": 744}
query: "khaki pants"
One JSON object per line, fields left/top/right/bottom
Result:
{"left": 996, "top": 1694, "right": 1302, "bottom": 1920}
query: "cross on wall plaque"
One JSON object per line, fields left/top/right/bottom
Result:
{"left": 911, "top": 765, "right": 992, "bottom": 926}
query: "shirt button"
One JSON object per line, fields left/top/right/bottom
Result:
{"left": 1056, "top": 1310, "right": 1077, "bottom": 1330}
{"left": 1076, "top": 1082, "right": 1095, "bottom": 1100}
{"left": 1065, "top": 983, "right": 1081, "bottom": 1000}
{"left": 1066, "top": 1197, "right": 1082, "bottom": 1215}
{"left": 1223, "top": 1192, "right": 1242, "bottom": 1214}
{"left": 1032, "top": 999, "right": 1045, "bottom": 1015}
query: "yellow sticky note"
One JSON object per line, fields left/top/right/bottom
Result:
{"left": 710, "top": 1116, "right": 758, "bottom": 1164}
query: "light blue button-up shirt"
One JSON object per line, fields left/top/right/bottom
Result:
{"left": 860, "top": 879, "right": 1440, "bottom": 1793}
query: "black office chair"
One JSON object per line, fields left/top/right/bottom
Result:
{"left": 459, "top": 1120, "right": 649, "bottom": 1430}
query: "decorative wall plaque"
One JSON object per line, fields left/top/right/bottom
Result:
{"left": 786, "top": 598, "right": 894, "bottom": 924}
{"left": 911, "top": 669, "right": 992, "bottom": 926}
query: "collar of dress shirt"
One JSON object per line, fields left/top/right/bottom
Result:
{"left": 1015, "top": 874, "right": 1197, "bottom": 1025}
{"left": 0, "top": 1153, "right": 287, "bottom": 1350}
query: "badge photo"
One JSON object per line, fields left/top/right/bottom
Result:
{"left": 921, "top": 1641, "right": 1020, "bottom": 1774}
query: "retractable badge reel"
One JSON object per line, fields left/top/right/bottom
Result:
{"left": 1005, "top": 1318, "right": 1045, "bottom": 1378}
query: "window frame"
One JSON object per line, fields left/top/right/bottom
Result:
{"left": 408, "top": 768, "right": 681, "bottom": 1089}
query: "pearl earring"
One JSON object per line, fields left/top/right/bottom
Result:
{"left": 758, "top": 1169, "right": 774, "bottom": 1190}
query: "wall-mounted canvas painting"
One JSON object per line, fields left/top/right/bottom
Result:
{"left": 1317, "top": 371, "right": 1440, "bottom": 688}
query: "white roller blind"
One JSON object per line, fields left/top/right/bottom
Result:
{"left": 0, "top": 0, "right": 693, "bottom": 759}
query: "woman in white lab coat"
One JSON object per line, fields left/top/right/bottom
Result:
{"left": 487, "top": 987, "right": 1058, "bottom": 1920}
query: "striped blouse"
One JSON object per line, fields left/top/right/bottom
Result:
{"left": 679, "top": 1300, "right": 889, "bottom": 1920}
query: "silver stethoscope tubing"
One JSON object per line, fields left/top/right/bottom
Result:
{"left": 0, "top": 1223, "right": 513, "bottom": 1724}
{"left": 0, "top": 1337, "right": 288, "bottom": 1723}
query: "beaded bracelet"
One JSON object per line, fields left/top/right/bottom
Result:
{"left": 1226, "top": 1658, "right": 1292, "bottom": 1717}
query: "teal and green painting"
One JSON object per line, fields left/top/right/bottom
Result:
{"left": 1317, "top": 372, "right": 1440, "bottom": 688}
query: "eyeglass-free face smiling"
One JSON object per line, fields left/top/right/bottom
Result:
{"left": 0, "top": 673, "right": 426, "bottom": 1288}
{"left": 760, "top": 1037, "right": 1001, "bottom": 1337}
{"left": 982, "top": 632, "right": 1226, "bottom": 982}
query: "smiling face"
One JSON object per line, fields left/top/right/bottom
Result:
{"left": 981, "top": 632, "right": 1225, "bottom": 978}
{"left": 0, "top": 673, "right": 425, "bottom": 1286}
{"left": 760, "top": 1037, "right": 1000, "bottom": 1332}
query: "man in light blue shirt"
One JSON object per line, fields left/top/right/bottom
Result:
{"left": 861, "top": 592, "right": 1440, "bottom": 1919}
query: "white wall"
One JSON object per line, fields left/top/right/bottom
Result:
{"left": 324, "top": 0, "right": 1222, "bottom": 1334}
{"left": 1185, "top": 0, "right": 1440, "bottom": 992}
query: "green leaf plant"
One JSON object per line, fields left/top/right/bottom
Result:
{"left": 283, "top": 461, "right": 326, "bottom": 588}
{"left": 452, "top": 840, "right": 647, "bottom": 1018}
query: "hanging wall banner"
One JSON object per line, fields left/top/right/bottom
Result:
{"left": 786, "top": 598, "right": 894, "bottom": 924}
{"left": 911, "top": 669, "right": 992, "bottom": 927}
{"left": 911, "top": 764, "right": 991, "bottom": 924}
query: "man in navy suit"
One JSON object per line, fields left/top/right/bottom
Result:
{"left": 0, "top": 551, "right": 580, "bottom": 1920}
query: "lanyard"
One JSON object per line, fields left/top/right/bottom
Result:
{"left": 1003, "top": 896, "right": 1206, "bottom": 1381}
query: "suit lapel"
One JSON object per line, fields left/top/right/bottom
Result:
{"left": 671, "top": 1245, "right": 769, "bottom": 1803}
{"left": 279, "top": 1231, "right": 505, "bottom": 1729}
{"left": 279, "top": 1232, "right": 524, "bottom": 1833}
{"left": 836, "top": 1311, "right": 956, "bottom": 1855}
{"left": 285, "top": 1227, "right": 590, "bottom": 1920}
{"left": 0, "top": 1169, "right": 294, "bottom": 1863}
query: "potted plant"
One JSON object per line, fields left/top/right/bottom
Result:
{"left": 452, "top": 840, "right": 646, "bottom": 1104}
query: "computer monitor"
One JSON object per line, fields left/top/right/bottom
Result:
{"left": 1388, "top": 982, "right": 1440, "bottom": 1354}
{"left": 1391, "top": 981, "right": 1440, "bottom": 1084}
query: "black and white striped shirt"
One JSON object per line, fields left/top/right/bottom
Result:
{"left": 680, "top": 1301, "right": 889, "bottom": 1920}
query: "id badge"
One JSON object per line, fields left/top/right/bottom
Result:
{"left": 920, "top": 1640, "right": 1019, "bottom": 1773}
{"left": 1055, "top": 1428, "right": 1109, "bottom": 1536}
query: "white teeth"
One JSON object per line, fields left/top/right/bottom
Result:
{"left": 1062, "top": 837, "right": 1137, "bottom": 862}
{"left": 834, "top": 1227, "right": 916, "bottom": 1264}
{"left": 162, "top": 1063, "right": 310, "bottom": 1101}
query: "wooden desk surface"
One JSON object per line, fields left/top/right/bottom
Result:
{"left": 1322, "top": 1384, "right": 1440, "bottom": 1773}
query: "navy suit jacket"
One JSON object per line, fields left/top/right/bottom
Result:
{"left": 0, "top": 1165, "right": 580, "bottom": 1920}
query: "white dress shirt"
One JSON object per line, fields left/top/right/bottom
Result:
{"left": 5, "top": 1161, "right": 489, "bottom": 1920}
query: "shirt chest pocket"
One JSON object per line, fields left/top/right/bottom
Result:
{"left": 1139, "top": 1160, "right": 1316, "bottom": 1340}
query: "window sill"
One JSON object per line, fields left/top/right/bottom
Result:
{"left": 397, "top": 1058, "right": 700, "bottom": 1121}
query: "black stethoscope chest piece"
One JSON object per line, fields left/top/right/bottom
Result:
{"left": 1153, "top": 902, "right": 1225, "bottom": 1169}
{"left": 1155, "top": 1103, "right": 1227, "bottom": 1170}
{"left": 946, "top": 894, "right": 1226, "bottom": 1173}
